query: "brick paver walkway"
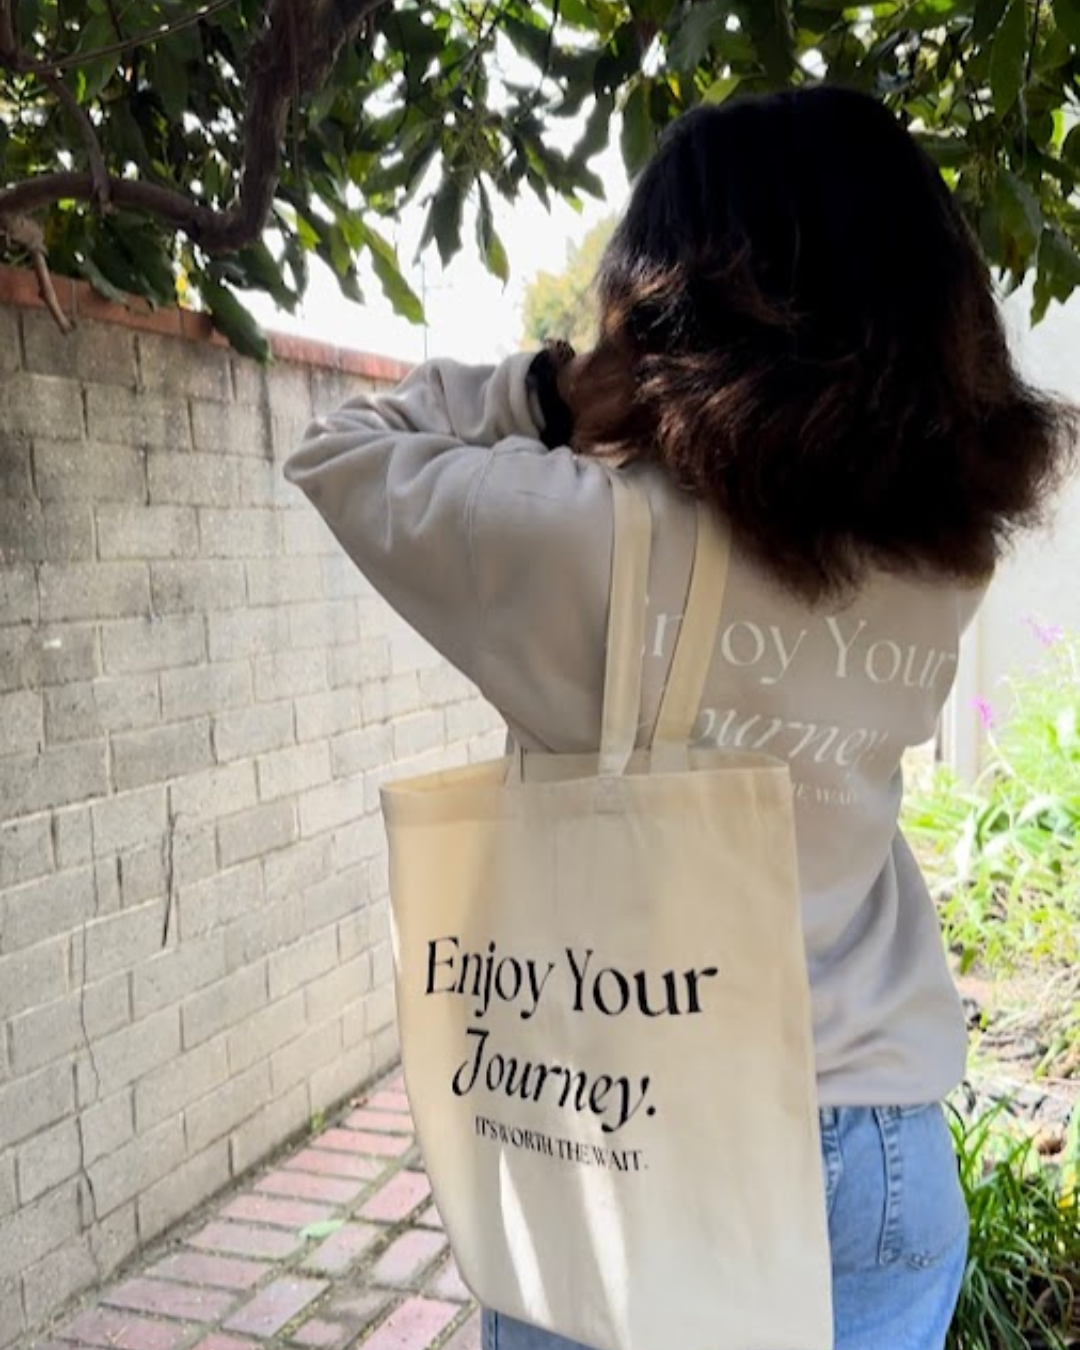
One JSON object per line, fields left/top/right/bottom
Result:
{"left": 31, "top": 1071, "right": 478, "bottom": 1350}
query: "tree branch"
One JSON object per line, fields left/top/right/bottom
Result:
{"left": 1, "top": 214, "right": 73, "bottom": 332}
{"left": 41, "top": 72, "right": 112, "bottom": 209}
{"left": 0, "top": 0, "right": 17, "bottom": 60}
{"left": 0, "top": 0, "right": 391, "bottom": 258}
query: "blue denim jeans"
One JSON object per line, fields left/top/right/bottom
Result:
{"left": 481, "top": 1103, "right": 968, "bottom": 1350}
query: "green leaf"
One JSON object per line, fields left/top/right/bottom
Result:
{"left": 668, "top": 0, "right": 727, "bottom": 69}
{"left": 364, "top": 223, "right": 425, "bottom": 323}
{"left": 973, "top": 0, "right": 1010, "bottom": 42}
{"left": 421, "top": 175, "right": 465, "bottom": 267}
{"left": 703, "top": 74, "right": 742, "bottom": 104}
{"left": 995, "top": 170, "right": 1043, "bottom": 258}
{"left": 1033, "top": 224, "right": 1080, "bottom": 321}
{"left": 620, "top": 81, "right": 656, "bottom": 177}
{"left": 201, "top": 275, "right": 272, "bottom": 363}
{"left": 78, "top": 254, "right": 130, "bottom": 306}
{"left": 1052, "top": 0, "right": 1080, "bottom": 43}
{"left": 989, "top": 0, "right": 1027, "bottom": 118}
{"left": 149, "top": 46, "right": 189, "bottom": 122}
{"left": 299, "top": 1219, "right": 345, "bottom": 1240}
{"left": 476, "top": 182, "right": 510, "bottom": 285}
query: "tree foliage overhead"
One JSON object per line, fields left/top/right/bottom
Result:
{"left": 1, "top": 0, "right": 1079, "bottom": 357}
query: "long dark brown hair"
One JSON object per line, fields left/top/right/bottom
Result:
{"left": 586, "top": 86, "right": 1076, "bottom": 602}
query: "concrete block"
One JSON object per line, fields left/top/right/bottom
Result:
{"left": 0, "top": 811, "right": 53, "bottom": 887}
{"left": 150, "top": 558, "right": 247, "bottom": 613}
{"left": 419, "top": 663, "right": 476, "bottom": 707}
{"left": 0, "top": 564, "right": 37, "bottom": 624}
{"left": 213, "top": 701, "right": 295, "bottom": 763}
{"left": 226, "top": 987, "right": 305, "bottom": 1074}
{"left": 236, "top": 456, "right": 294, "bottom": 509}
{"left": 267, "top": 927, "right": 339, "bottom": 1001}
{"left": 118, "top": 839, "right": 169, "bottom": 907}
{"left": 88, "top": 1197, "right": 138, "bottom": 1277}
{"left": 138, "top": 332, "right": 232, "bottom": 400}
{"left": 80, "top": 900, "right": 165, "bottom": 982}
{"left": 131, "top": 931, "right": 227, "bottom": 1018}
{"left": 217, "top": 799, "right": 297, "bottom": 869}
{"left": 8, "top": 974, "right": 130, "bottom": 1074}
{"left": 0, "top": 1154, "right": 14, "bottom": 1219}
{"left": 309, "top": 1042, "right": 375, "bottom": 1120}
{"left": 271, "top": 1018, "right": 341, "bottom": 1096}
{"left": 93, "top": 854, "right": 122, "bottom": 916}
{"left": 89, "top": 1006, "right": 181, "bottom": 1097}
{"left": 79, "top": 1088, "right": 135, "bottom": 1167}
{"left": 87, "top": 1115, "right": 185, "bottom": 1218}
{"left": 0, "top": 741, "right": 108, "bottom": 818}
{"left": 44, "top": 674, "right": 160, "bottom": 744}
{"left": 448, "top": 698, "right": 503, "bottom": 743}
{"left": 301, "top": 863, "right": 368, "bottom": 931}
{"left": 53, "top": 803, "right": 93, "bottom": 869}
{"left": 393, "top": 711, "right": 445, "bottom": 761}
{"left": 0, "top": 305, "right": 21, "bottom": 373}
{"left": 159, "top": 659, "right": 251, "bottom": 720}
{"left": 206, "top": 606, "right": 291, "bottom": 661}
{"left": 361, "top": 673, "right": 422, "bottom": 724}
{"left": 337, "top": 906, "right": 377, "bottom": 962}
{"left": 0, "top": 497, "right": 94, "bottom": 562}
{"left": 20, "top": 1231, "right": 99, "bottom": 1332}
{"left": 389, "top": 628, "right": 442, "bottom": 675}
{"left": 34, "top": 437, "right": 146, "bottom": 502}
{"left": 365, "top": 982, "right": 398, "bottom": 1036}
{"left": 328, "top": 638, "right": 391, "bottom": 688}
{"left": 304, "top": 955, "right": 373, "bottom": 1028}
{"left": 0, "top": 687, "right": 42, "bottom": 754}
{"left": 253, "top": 649, "right": 327, "bottom": 701}
{"left": 170, "top": 820, "right": 217, "bottom": 887}
{"left": 147, "top": 451, "right": 239, "bottom": 506}
{"left": 0, "top": 624, "right": 99, "bottom": 694}
{"left": 90, "top": 784, "right": 166, "bottom": 857}
{"left": 111, "top": 718, "right": 213, "bottom": 791}
{"left": 100, "top": 614, "right": 205, "bottom": 674}
{"left": 85, "top": 385, "right": 188, "bottom": 449}
{"left": 256, "top": 741, "right": 331, "bottom": 802}
{"left": 3, "top": 372, "right": 84, "bottom": 440}
{"left": 297, "top": 687, "right": 363, "bottom": 745}
{"left": 0, "top": 865, "right": 95, "bottom": 951}
{"left": 331, "top": 723, "right": 392, "bottom": 780}
{"left": 39, "top": 560, "right": 150, "bottom": 622}
{"left": 15, "top": 1117, "right": 82, "bottom": 1204}
{"left": 0, "top": 1058, "right": 74, "bottom": 1151}
{"left": 134, "top": 1036, "right": 229, "bottom": 1131}
{"left": 23, "top": 309, "right": 137, "bottom": 386}
{"left": 281, "top": 510, "right": 337, "bottom": 557}
{"left": 177, "top": 858, "right": 262, "bottom": 939}
{"left": 228, "top": 1081, "right": 309, "bottom": 1176}
{"left": 184, "top": 1060, "right": 271, "bottom": 1154}
{"left": 288, "top": 599, "right": 359, "bottom": 650}
{"left": 137, "top": 1139, "right": 231, "bottom": 1244}
{"left": 298, "top": 776, "right": 364, "bottom": 838}
{"left": 244, "top": 556, "right": 323, "bottom": 606}
{"left": 0, "top": 1179, "right": 82, "bottom": 1282}
{"left": 181, "top": 959, "right": 267, "bottom": 1049}
{"left": 190, "top": 398, "right": 270, "bottom": 456}
{"left": 0, "top": 432, "right": 32, "bottom": 503}
{"left": 331, "top": 814, "right": 385, "bottom": 870}
{"left": 198, "top": 506, "right": 280, "bottom": 558}
{"left": 233, "top": 352, "right": 311, "bottom": 418}
{"left": 321, "top": 553, "right": 373, "bottom": 600}
{"left": 97, "top": 504, "right": 199, "bottom": 560}
{"left": 222, "top": 893, "right": 304, "bottom": 971}
{"left": 263, "top": 837, "right": 332, "bottom": 908}
{"left": 168, "top": 760, "right": 256, "bottom": 825}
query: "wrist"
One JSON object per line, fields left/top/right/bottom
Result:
{"left": 527, "top": 340, "right": 576, "bottom": 449}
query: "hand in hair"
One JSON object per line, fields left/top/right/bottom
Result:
{"left": 555, "top": 341, "right": 639, "bottom": 455}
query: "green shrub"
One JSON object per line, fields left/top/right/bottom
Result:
{"left": 904, "top": 629, "right": 1080, "bottom": 977}
{"left": 947, "top": 1102, "right": 1080, "bottom": 1350}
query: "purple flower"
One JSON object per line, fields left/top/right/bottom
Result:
{"left": 1023, "top": 615, "right": 1064, "bottom": 648}
{"left": 973, "top": 697, "right": 995, "bottom": 730}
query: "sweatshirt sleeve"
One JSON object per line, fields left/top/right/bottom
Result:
{"left": 283, "top": 353, "right": 546, "bottom": 679}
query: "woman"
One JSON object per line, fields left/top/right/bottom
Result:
{"left": 286, "top": 86, "right": 1074, "bottom": 1350}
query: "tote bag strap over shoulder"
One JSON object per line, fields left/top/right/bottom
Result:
{"left": 603, "top": 475, "right": 731, "bottom": 777}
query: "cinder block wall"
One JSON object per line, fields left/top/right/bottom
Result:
{"left": 0, "top": 267, "right": 504, "bottom": 1345}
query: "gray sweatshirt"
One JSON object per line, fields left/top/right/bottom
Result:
{"left": 285, "top": 351, "right": 981, "bottom": 1107}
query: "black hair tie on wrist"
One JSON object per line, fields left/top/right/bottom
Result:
{"left": 528, "top": 346, "right": 575, "bottom": 450}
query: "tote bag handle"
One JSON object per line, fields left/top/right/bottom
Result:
{"left": 602, "top": 476, "right": 731, "bottom": 777}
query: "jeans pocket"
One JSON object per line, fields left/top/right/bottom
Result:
{"left": 877, "top": 1103, "right": 969, "bottom": 1270}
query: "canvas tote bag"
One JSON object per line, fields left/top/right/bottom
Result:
{"left": 381, "top": 473, "right": 833, "bottom": 1350}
